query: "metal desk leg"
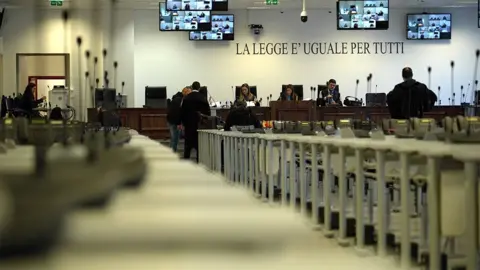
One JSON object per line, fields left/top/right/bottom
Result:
{"left": 289, "top": 141, "right": 296, "bottom": 209}
{"left": 376, "top": 150, "right": 388, "bottom": 257}
{"left": 355, "top": 149, "right": 365, "bottom": 249}
{"left": 427, "top": 157, "right": 441, "bottom": 270}
{"left": 261, "top": 139, "right": 267, "bottom": 201}
{"left": 255, "top": 138, "right": 260, "bottom": 195}
{"left": 464, "top": 161, "right": 478, "bottom": 270}
{"left": 234, "top": 137, "right": 238, "bottom": 184}
{"left": 229, "top": 137, "right": 234, "bottom": 181}
{"left": 281, "top": 140, "right": 287, "bottom": 205}
{"left": 400, "top": 152, "right": 411, "bottom": 269}
{"left": 244, "top": 138, "right": 249, "bottom": 187}
{"left": 225, "top": 137, "right": 230, "bottom": 180}
{"left": 323, "top": 145, "right": 334, "bottom": 237}
{"left": 217, "top": 134, "right": 222, "bottom": 173}
{"left": 249, "top": 137, "right": 254, "bottom": 191}
{"left": 268, "top": 140, "right": 274, "bottom": 203}
{"left": 337, "top": 147, "right": 349, "bottom": 246}
{"left": 299, "top": 142, "right": 306, "bottom": 215}
{"left": 311, "top": 143, "right": 319, "bottom": 225}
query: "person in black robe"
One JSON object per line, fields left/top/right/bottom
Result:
{"left": 223, "top": 100, "right": 261, "bottom": 131}
{"left": 387, "top": 67, "right": 437, "bottom": 119}
{"left": 180, "top": 81, "right": 211, "bottom": 161}
{"left": 19, "top": 83, "right": 46, "bottom": 117}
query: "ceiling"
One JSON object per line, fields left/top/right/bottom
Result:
{"left": 0, "top": 0, "right": 477, "bottom": 9}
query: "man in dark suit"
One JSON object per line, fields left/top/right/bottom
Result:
{"left": 320, "top": 79, "right": 342, "bottom": 106}
{"left": 181, "top": 81, "right": 211, "bottom": 161}
{"left": 387, "top": 67, "right": 437, "bottom": 119}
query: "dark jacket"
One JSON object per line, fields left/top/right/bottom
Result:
{"left": 387, "top": 79, "right": 437, "bottom": 119}
{"left": 224, "top": 107, "right": 261, "bottom": 131}
{"left": 20, "top": 86, "right": 43, "bottom": 115}
{"left": 319, "top": 88, "right": 342, "bottom": 106}
{"left": 181, "top": 91, "right": 211, "bottom": 135}
{"left": 167, "top": 92, "right": 183, "bottom": 125}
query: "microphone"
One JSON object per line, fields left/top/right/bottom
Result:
{"left": 93, "top": 56, "right": 98, "bottom": 86}
{"left": 231, "top": 86, "right": 235, "bottom": 101}
{"left": 427, "top": 66, "right": 432, "bottom": 90}
{"left": 450, "top": 60, "right": 455, "bottom": 105}
{"left": 438, "top": 86, "right": 441, "bottom": 105}
{"left": 355, "top": 79, "right": 359, "bottom": 98}
{"left": 460, "top": 85, "right": 464, "bottom": 103}
{"left": 375, "top": 84, "right": 378, "bottom": 94}
{"left": 113, "top": 61, "right": 118, "bottom": 89}
{"left": 366, "top": 74, "right": 372, "bottom": 94}
{"left": 122, "top": 81, "right": 125, "bottom": 95}
{"left": 475, "top": 80, "right": 479, "bottom": 105}
{"left": 95, "top": 78, "right": 100, "bottom": 88}
{"left": 310, "top": 86, "right": 314, "bottom": 99}
{"left": 102, "top": 49, "right": 107, "bottom": 87}
{"left": 76, "top": 36, "right": 83, "bottom": 119}
{"left": 471, "top": 50, "right": 480, "bottom": 105}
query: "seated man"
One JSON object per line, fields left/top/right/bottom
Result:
{"left": 224, "top": 100, "right": 261, "bottom": 131}
{"left": 387, "top": 67, "right": 437, "bottom": 119}
{"left": 319, "top": 79, "right": 342, "bottom": 106}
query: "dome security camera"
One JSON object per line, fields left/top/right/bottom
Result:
{"left": 301, "top": 10, "right": 308, "bottom": 23}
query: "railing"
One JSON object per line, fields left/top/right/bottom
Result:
{"left": 198, "top": 129, "right": 480, "bottom": 270}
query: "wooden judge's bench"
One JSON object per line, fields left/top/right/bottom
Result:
{"left": 87, "top": 101, "right": 464, "bottom": 140}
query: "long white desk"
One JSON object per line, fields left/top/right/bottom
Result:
{"left": 198, "top": 130, "right": 480, "bottom": 270}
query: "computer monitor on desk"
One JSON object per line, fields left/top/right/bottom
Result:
{"left": 145, "top": 86, "right": 167, "bottom": 108}
{"left": 235, "top": 86, "right": 257, "bottom": 100}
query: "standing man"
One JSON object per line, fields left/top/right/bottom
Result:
{"left": 166, "top": 89, "right": 188, "bottom": 152}
{"left": 387, "top": 67, "right": 437, "bottom": 119}
{"left": 181, "top": 81, "right": 211, "bottom": 162}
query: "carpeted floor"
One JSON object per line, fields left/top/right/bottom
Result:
{"left": 158, "top": 139, "right": 197, "bottom": 160}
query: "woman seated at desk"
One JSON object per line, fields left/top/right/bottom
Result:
{"left": 19, "top": 83, "right": 46, "bottom": 117}
{"left": 278, "top": 84, "right": 299, "bottom": 101}
{"left": 237, "top": 83, "right": 257, "bottom": 103}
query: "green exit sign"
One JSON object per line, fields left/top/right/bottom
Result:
{"left": 50, "top": 0, "right": 63, "bottom": 6}
{"left": 266, "top": 0, "right": 278, "bottom": 5}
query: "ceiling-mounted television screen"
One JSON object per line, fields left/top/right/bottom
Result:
{"left": 166, "top": 0, "right": 228, "bottom": 11}
{"left": 337, "top": 0, "right": 389, "bottom": 30}
{"left": 407, "top": 13, "right": 451, "bottom": 40}
{"left": 160, "top": 2, "right": 211, "bottom": 31}
{"left": 189, "top": 14, "right": 234, "bottom": 41}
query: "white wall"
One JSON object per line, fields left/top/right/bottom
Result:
{"left": 134, "top": 8, "right": 480, "bottom": 107}
{"left": 0, "top": 5, "right": 135, "bottom": 117}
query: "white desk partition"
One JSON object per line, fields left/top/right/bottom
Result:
{"left": 198, "top": 129, "right": 480, "bottom": 270}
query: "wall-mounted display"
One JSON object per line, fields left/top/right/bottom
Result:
{"left": 166, "top": 0, "right": 228, "bottom": 11}
{"left": 407, "top": 13, "right": 451, "bottom": 40}
{"left": 337, "top": 0, "right": 389, "bottom": 30}
{"left": 189, "top": 14, "right": 234, "bottom": 41}
{"left": 160, "top": 2, "right": 211, "bottom": 31}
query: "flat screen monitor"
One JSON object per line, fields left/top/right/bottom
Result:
{"left": 337, "top": 0, "right": 389, "bottom": 30}
{"left": 281, "top": 85, "right": 304, "bottom": 100}
{"left": 166, "top": 0, "right": 228, "bottom": 11}
{"left": 189, "top": 14, "right": 234, "bottom": 41}
{"left": 407, "top": 13, "right": 451, "bottom": 40}
{"left": 160, "top": 2, "right": 211, "bottom": 31}
{"left": 235, "top": 86, "right": 258, "bottom": 99}
{"left": 145, "top": 86, "right": 167, "bottom": 100}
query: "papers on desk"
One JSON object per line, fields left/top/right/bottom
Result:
{"left": 246, "top": 101, "right": 255, "bottom": 107}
